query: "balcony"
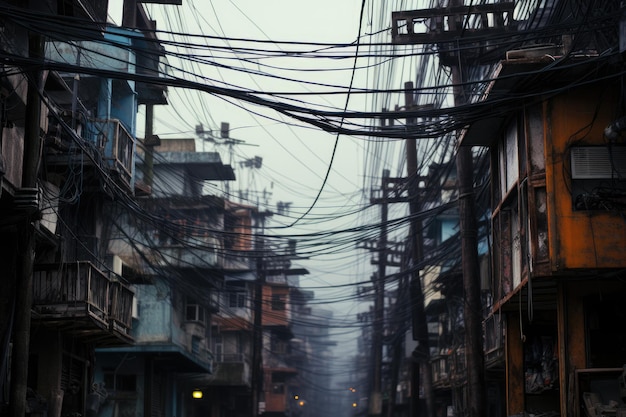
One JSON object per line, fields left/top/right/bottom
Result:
{"left": 157, "top": 245, "right": 219, "bottom": 269}
{"left": 109, "top": 279, "right": 134, "bottom": 340}
{"left": 431, "top": 349, "right": 467, "bottom": 389}
{"left": 45, "top": 116, "right": 136, "bottom": 192}
{"left": 94, "top": 118, "right": 135, "bottom": 190}
{"left": 431, "top": 353, "right": 451, "bottom": 388}
{"left": 33, "top": 261, "right": 133, "bottom": 345}
{"left": 211, "top": 353, "right": 252, "bottom": 386}
{"left": 152, "top": 218, "right": 221, "bottom": 269}
{"left": 223, "top": 250, "right": 254, "bottom": 271}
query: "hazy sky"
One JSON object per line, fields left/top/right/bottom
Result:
{"left": 107, "top": 0, "right": 415, "bottom": 361}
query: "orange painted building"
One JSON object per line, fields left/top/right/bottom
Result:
{"left": 463, "top": 54, "right": 626, "bottom": 416}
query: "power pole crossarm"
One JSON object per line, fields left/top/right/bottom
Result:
{"left": 391, "top": 2, "right": 516, "bottom": 44}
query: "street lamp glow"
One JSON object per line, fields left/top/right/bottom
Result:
{"left": 192, "top": 390, "right": 203, "bottom": 399}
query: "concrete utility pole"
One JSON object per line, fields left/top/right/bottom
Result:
{"left": 143, "top": 104, "right": 160, "bottom": 189}
{"left": 403, "top": 82, "right": 434, "bottom": 417}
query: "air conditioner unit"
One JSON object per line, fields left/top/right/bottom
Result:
{"left": 571, "top": 146, "right": 626, "bottom": 179}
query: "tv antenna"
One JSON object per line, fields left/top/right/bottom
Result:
{"left": 195, "top": 122, "right": 258, "bottom": 197}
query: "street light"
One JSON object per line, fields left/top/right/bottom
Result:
{"left": 192, "top": 389, "right": 203, "bottom": 399}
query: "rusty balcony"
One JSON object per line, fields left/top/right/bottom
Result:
{"left": 33, "top": 261, "right": 134, "bottom": 345}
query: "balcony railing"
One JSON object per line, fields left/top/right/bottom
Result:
{"left": 431, "top": 348, "right": 467, "bottom": 388}
{"left": 157, "top": 246, "right": 219, "bottom": 269}
{"left": 109, "top": 279, "right": 134, "bottom": 338}
{"left": 46, "top": 116, "right": 136, "bottom": 192}
{"left": 431, "top": 354, "right": 450, "bottom": 387}
{"left": 33, "top": 262, "right": 133, "bottom": 343}
{"left": 215, "top": 352, "right": 247, "bottom": 363}
{"left": 94, "top": 118, "right": 135, "bottom": 188}
{"left": 223, "top": 250, "right": 254, "bottom": 271}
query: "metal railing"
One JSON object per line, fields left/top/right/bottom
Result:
{"left": 94, "top": 118, "right": 135, "bottom": 187}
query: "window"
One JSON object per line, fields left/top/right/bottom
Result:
{"left": 229, "top": 292, "right": 246, "bottom": 308}
{"left": 271, "top": 338, "right": 288, "bottom": 355}
{"left": 271, "top": 373, "right": 286, "bottom": 394}
{"left": 185, "top": 300, "right": 205, "bottom": 324}
{"left": 271, "top": 293, "right": 285, "bottom": 311}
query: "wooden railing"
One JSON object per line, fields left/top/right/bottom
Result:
{"left": 109, "top": 279, "right": 134, "bottom": 337}
{"left": 33, "top": 261, "right": 133, "bottom": 340}
{"left": 33, "top": 262, "right": 110, "bottom": 322}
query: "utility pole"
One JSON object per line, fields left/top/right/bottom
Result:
{"left": 375, "top": 90, "right": 434, "bottom": 417}
{"left": 369, "top": 169, "right": 389, "bottom": 417}
{"left": 451, "top": 65, "right": 486, "bottom": 417}
{"left": 143, "top": 104, "right": 160, "bottom": 190}
{"left": 390, "top": 2, "right": 514, "bottom": 415}
{"left": 10, "top": 31, "right": 43, "bottom": 417}
{"left": 365, "top": 172, "right": 408, "bottom": 417}
{"left": 403, "top": 82, "right": 434, "bottom": 417}
{"left": 251, "top": 210, "right": 271, "bottom": 417}
{"left": 447, "top": 3, "right": 487, "bottom": 417}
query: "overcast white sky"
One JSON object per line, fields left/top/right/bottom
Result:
{"left": 107, "top": 0, "right": 417, "bottom": 364}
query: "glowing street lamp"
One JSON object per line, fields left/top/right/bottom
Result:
{"left": 192, "top": 389, "right": 203, "bottom": 399}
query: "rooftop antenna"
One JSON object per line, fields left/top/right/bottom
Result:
{"left": 196, "top": 122, "right": 258, "bottom": 199}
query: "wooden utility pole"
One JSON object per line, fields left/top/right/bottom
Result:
{"left": 390, "top": 2, "right": 513, "bottom": 415}
{"left": 369, "top": 169, "right": 389, "bottom": 417}
{"left": 9, "top": 31, "right": 43, "bottom": 417}
{"left": 403, "top": 82, "right": 434, "bottom": 417}
{"left": 452, "top": 65, "right": 486, "bottom": 417}
{"left": 447, "top": 3, "right": 487, "bottom": 417}
{"left": 251, "top": 210, "right": 271, "bottom": 417}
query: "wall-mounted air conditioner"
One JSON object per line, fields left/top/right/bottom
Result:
{"left": 571, "top": 146, "right": 626, "bottom": 179}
